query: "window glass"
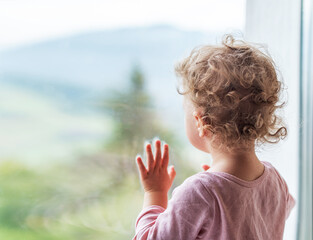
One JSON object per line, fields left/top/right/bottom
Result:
{"left": 0, "top": 1, "right": 245, "bottom": 239}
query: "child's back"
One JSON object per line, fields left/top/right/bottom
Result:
{"left": 134, "top": 161, "right": 295, "bottom": 239}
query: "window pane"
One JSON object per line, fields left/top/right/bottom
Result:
{"left": 0, "top": 1, "right": 245, "bottom": 239}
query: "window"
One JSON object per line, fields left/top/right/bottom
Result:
{"left": 0, "top": 1, "right": 245, "bottom": 239}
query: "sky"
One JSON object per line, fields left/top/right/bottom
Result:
{"left": 0, "top": 0, "right": 246, "bottom": 50}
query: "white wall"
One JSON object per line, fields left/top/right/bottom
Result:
{"left": 245, "top": 0, "right": 300, "bottom": 239}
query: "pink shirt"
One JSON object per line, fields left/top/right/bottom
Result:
{"left": 133, "top": 161, "right": 296, "bottom": 240}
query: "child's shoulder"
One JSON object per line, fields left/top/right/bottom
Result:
{"left": 171, "top": 160, "right": 286, "bottom": 197}
{"left": 260, "top": 161, "right": 291, "bottom": 190}
{"left": 193, "top": 160, "right": 281, "bottom": 189}
{"left": 171, "top": 173, "right": 215, "bottom": 202}
{"left": 172, "top": 173, "right": 207, "bottom": 194}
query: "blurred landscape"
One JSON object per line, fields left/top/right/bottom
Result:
{"left": 0, "top": 24, "right": 220, "bottom": 239}
{"left": 0, "top": 24, "right": 221, "bottom": 164}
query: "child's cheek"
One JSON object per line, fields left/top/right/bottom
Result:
{"left": 185, "top": 113, "right": 201, "bottom": 147}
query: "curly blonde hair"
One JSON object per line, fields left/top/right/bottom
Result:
{"left": 175, "top": 34, "right": 288, "bottom": 152}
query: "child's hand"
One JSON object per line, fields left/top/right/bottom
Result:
{"left": 202, "top": 164, "right": 210, "bottom": 171}
{"left": 136, "top": 140, "right": 176, "bottom": 193}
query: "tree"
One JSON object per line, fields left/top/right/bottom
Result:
{"left": 101, "top": 64, "right": 177, "bottom": 158}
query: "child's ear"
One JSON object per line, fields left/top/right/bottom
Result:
{"left": 192, "top": 111, "right": 201, "bottom": 127}
{"left": 193, "top": 111, "right": 210, "bottom": 138}
{"left": 193, "top": 111, "right": 205, "bottom": 137}
{"left": 193, "top": 111, "right": 204, "bottom": 127}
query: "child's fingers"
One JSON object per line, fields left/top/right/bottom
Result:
{"left": 136, "top": 156, "right": 147, "bottom": 178}
{"left": 146, "top": 144, "right": 155, "bottom": 171}
{"left": 168, "top": 165, "right": 176, "bottom": 181}
{"left": 162, "top": 144, "right": 169, "bottom": 168}
{"left": 202, "top": 164, "right": 210, "bottom": 171}
{"left": 154, "top": 140, "right": 162, "bottom": 169}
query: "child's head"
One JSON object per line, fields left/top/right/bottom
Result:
{"left": 175, "top": 34, "right": 287, "bottom": 153}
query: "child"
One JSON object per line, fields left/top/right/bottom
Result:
{"left": 132, "top": 34, "right": 296, "bottom": 240}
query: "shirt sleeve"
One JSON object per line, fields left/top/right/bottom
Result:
{"left": 271, "top": 165, "right": 296, "bottom": 220}
{"left": 285, "top": 192, "right": 296, "bottom": 220}
{"left": 282, "top": 179, "right": 296, "bottom": 220}
{"left": 132, "top": 175, "right": 215, "bottom": 240}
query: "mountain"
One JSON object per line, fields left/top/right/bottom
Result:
{"left": 0, "top": 24, "right": 222, "bottom": 164}
{"left": 0, "top": 24, "right": 219, "bottom": 90}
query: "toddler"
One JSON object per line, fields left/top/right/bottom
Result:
{"left": 132, "top": 34, "right": 296, "bottom": 240}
